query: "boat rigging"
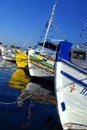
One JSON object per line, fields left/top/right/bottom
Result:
{"left": 80, "top": 21, "right": 87, "bottom": 38}
{"left": 42, "top": 0, "right": 58, "bottom": 52}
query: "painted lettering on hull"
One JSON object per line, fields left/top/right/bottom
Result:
{"left": 80, "top": 88, "right": 87, "bottom": 96}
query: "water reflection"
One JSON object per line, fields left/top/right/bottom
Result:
{"left": 9, "top": 68, "right": 31, "bottom": 89}
{"left": 0, "top": 58, "right": 63, "bottom": 130}
{"left": 21, "top": 77, "right": 56, "bottom": 105}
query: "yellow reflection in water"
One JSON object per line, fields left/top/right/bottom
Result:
{"left": 9, "top": 68, "right": 31, "bottom": 89}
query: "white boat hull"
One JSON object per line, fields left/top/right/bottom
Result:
{"left": 28, "top": 49, "right": 54, "bottom": 78}
{"left": 55, "top": 41, "right": 87, "bottom": 129}
{"left": 2, "top": 55, "right": 15, "bottom": 62}
{"left": 29, "top": 62, "right": 54, "bottom": 77}
{"left": 0, "top": 46, "right": 15, "bottom": 62}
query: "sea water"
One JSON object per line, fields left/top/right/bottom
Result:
{"left": 0, "top": 58, "right": 62, "bottom": 130}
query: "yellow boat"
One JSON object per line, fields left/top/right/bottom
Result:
{"left": 9, "top": 68, "right": 31, "bottom": 89}
{"left": 15, "top": 49, "right": 28, "bottom": 68}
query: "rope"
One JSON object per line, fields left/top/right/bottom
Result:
{"left": 0, "top": 94, "right": 32, "bottom": 106}
{"left": 53, "top": 22, "right": 66, "bottom": 40}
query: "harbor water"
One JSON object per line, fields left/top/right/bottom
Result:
{"left": 0, "top": 57, "right": 63, "bottom": 130}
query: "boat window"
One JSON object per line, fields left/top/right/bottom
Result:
{"left": 35, "top": 51, "right": 41, "bottom": 55}
{"left": 72, "top": 51, "right": 86, "bottom": 60}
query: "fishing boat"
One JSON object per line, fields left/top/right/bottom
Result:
{"left": 0, "top": 44, "right": 16, "bottom": 62}
{"left": 55, "top": 40, "right": 87, "bottom": 129}
{"left": 0, "top": 59, "right": 16, "bottom": 69}
{"left": 28, "top": 0, "right": 57, "bottom": 78}
{"left": 28, "top": 42, "right": 57, "bottom": 78}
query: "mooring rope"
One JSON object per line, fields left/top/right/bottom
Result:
{"left": 0, "top": 94, "right": 32, "bottom": 106}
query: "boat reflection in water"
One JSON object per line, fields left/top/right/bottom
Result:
{"left": 21, "top": 77, "right": 56, "bottom": 104}
{"left": 0, "top": 58, "right": 62, "bottom": 130}
{"left": 19, "top": 76, "right": 63, "bottom": 130}
{"left": 9, "top": 68, "right": 31, "bottom": 89}
{"left": 0, "top": 59, "right": 32, "bottom": 129}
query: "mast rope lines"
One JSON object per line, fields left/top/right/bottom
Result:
{"left": 80, "top": 21, "right": 87, "bottom": 38}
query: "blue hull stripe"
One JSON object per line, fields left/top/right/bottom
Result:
{"left": 61, "top": 59, "right": 87, "bottom": 75}
{"left": 61, "top": 70, "right": 87, "bottom": 88}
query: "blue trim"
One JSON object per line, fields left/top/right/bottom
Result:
{"left": 61, "top": 58, "right": 87, "bottom": 75}
{"left": 61, "top": 70, "right": 87, "bottom": 88}
{"left": 56, "top": 40, "right": 72, "bottom": 62}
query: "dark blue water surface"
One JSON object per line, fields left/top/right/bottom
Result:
{"left": 0, "top": 58, "right": 62, "bottom": 130}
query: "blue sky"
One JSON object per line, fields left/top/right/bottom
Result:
{"left": 0, "top": 0, "right": 87, "bottom": 48}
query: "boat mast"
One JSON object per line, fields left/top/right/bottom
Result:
{"left": 42, "top": 0, "right": 57, "bottom": 52}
